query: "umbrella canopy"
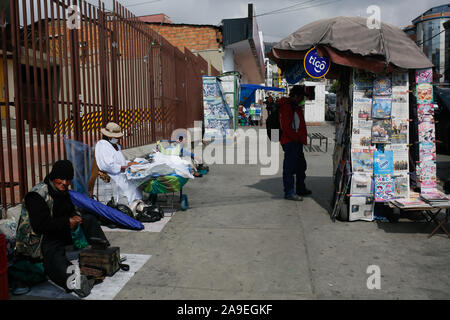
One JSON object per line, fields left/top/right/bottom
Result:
{"left": 239, "top": 84, "right": 286, "bottom": 108}
{"left": 268, "top": 16, "right": 433, "bottom": 74}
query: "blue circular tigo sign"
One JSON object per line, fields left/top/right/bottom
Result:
{"left": 303, "top": 48, "right": 330, "bottom": 78}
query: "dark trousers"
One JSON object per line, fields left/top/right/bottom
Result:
{"left": 41, "top": 212, "right": 108, "bottom": 291}
{"left": 282, "top": 141, "right": 307, "bottom": 197}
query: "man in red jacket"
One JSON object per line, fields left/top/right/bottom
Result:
{"left": 278, "top": 85, "right": 311, "bottom": 201}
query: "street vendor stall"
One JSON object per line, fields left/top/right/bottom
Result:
{"left": 268, "top": 16, "right": 450, "bottom": 236}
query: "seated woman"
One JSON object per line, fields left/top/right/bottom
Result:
{"left": 95, "top": 122, "right": 142, "bottom": 205}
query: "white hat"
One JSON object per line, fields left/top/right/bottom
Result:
{"left": 101, "top": 122, "right": 124, "bottom": 138}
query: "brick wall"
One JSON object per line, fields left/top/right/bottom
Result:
{"left": 147, "top": 24, "right": 222, "bottom": 52}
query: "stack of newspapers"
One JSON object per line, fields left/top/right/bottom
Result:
{"left": 420, "top": 192, "right": 450, "bottom": 207}
{"left": 391, "top": 198, "right": 431, "bottom": 209}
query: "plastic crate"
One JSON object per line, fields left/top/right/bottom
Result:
{"left": 0, "top": 234, "right": 9, "bottom": 300}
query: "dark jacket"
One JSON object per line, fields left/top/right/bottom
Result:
{"left": 24, "top": 176, "right": 77, "bottom": 244}
{"left": 277, "top": 97, "right": 308, "bottom": 145}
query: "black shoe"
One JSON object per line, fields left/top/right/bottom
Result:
{"left": 297, "top": 189, "right": 312, "bottom": 196}
{"left": 73, "top": 275, "right": 95, "bottom": 298}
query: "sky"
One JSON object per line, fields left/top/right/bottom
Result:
{"left": 91, "top": 0, "right": 448, "bottom": 42}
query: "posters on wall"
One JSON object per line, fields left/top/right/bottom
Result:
{"left": 371, "top": 96, "right": 392, "bottom": 119}
{"left": 416, "top": 68, "right": 437, "bottom": 195}
{"left": 202, "top": 76, "right": 233, "bottom": 142}
{"left": 371, "top": 119, "right": 392, "bottom": 144}
{"left": 349, "top": 196, "right": 374, "bottom": 222}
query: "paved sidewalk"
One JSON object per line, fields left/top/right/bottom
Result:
{"left": 105, "top": 123, "right": 450, "bottom": 300}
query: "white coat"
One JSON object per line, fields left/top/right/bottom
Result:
{"left": 95, "top": 139, "right": 142, "bottom": 205}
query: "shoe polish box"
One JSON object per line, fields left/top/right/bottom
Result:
{"left": 79, "top": 247, "right": 120, "bottom": 277}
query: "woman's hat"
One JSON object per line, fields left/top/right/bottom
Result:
{"left": 101, "top": 122, "right": 124, "bottom": 138}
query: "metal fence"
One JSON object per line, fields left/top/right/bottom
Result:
{"left": 0, "top": 0, "right": 209, "bottom": 213}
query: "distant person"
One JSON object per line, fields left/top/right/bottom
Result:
{"left": 265, "top": 94, "right": 277, "bottom": 118}
{"left": 277, "top": 85, "right": 311, "bottom": 201}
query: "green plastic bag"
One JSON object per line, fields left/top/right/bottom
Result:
{"left": 71, "top": 225, "right": 89, "bottom": 250}
{"left": 8, "top": 260, "right": 47, "bottom": 286}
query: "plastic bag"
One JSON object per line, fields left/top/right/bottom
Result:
{"left": 71, "top": 225, "right": 89, "bottom": 250}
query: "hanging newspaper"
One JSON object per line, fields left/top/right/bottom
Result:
{"left": 353, "top": 91, "right": 372, "bottom": 121}
{"left": 351, "top": 120, "right": 373, "bottom": 147}
{"left": 391, "top": 119, "right": 408, "bottom": 144}
{"left": 349, "top": 196, "right": 374, "bottom": 222}
{"left": 351, "top": 147, "right": 374, "bottom": 172}
{"left": 391, "top": 88, "right": 409, "bottom": 120}
{"left": 351, "top": 172, "right": 373, "bottom": 195}
{"left": 392, "top": 71, "right": 409, "bottom": 88}
{"left": 393, "top": 174, "right": 410, "bottom": 199}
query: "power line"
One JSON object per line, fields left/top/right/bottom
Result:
{"left": 255, "top": 0, "right": 316, "bottom": 18}
{"left": 255, "top": 0, "right": 343, "bottom": 18}
{"left": 125, "top": 0, "right": 163, "bottom": 8}
{"left": 417, "top": 29, "right": 445, "bottom": 46}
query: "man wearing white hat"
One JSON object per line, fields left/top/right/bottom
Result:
{"left": 95, "top": 122, "right": 142, "bottom": 205}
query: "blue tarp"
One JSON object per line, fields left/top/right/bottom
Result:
{"left": 69, "top": 190, "right": 144, "bottom": 230}
{"left": 64, "top": 139, "right": 94, "bottom": 196}
{"left": 239, "top": 84, "right": 285, "bottom": 109}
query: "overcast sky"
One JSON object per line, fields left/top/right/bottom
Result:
{"left": 95, "top": 0, "right": 448, "bottom": 42}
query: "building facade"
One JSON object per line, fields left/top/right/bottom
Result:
{"left": 405, "top": 4, "right": 450, "bottom": 84}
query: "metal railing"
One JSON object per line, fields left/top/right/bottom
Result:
{"left": 0, "top": 0, "right": 209, "bottom": 213}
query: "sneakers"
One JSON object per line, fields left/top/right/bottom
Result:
{"left": 297, "top": 189, "right": 312, "bottom": 196}
{"left": 285, "top": 194, "right": 303, "bottom": 201}
{"left": 73, "top": 275, "right": 95, "bottom": 298}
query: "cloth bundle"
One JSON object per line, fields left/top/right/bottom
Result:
{"left": 125, "top": 153, "right": 194, "bottom": 187}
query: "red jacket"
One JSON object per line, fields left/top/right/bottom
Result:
{"left": 277, "top": 97, "right": 308, "bottom": 145}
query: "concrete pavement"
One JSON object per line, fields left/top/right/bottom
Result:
{"left": 103, "top": 123, "right": 450, "bottom": 300}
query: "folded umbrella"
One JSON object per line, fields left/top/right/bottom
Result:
{"left": 69, "top": 190, "right": 144, "bottom": 230}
